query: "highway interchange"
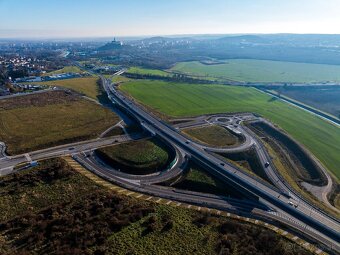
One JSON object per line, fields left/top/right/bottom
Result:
{"left": 0, "top": 73, "right": 339, "bottom": 254}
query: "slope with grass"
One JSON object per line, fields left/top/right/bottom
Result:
{"left": 120, "top": 80, "right": 340, "bottom": 179}
{"left": 0, "top": 90, "right": 119, "bottom": 154}
{"left": 31, "top": 77, "right": 101, "bottom": 99}
{"left": 171, "top": 59, "right": 340, "bottom": 83}
{"left": 183, "top": 125, "right": 241, "bottom": 147}
{"left": 174, "top": 162, "right": 239, "bottom": 197}
{"left": 96, "top": 138, "right": 172, "bottom": 175}
{"left": 43, "top": 65, "right": 85, "bottom": 76}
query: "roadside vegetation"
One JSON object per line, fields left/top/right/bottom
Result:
{"left": 174, "top": 162, "right": 241, "bottom": 198}
{"left": 219, "top": 149, "right": 273, "bottom": 185}
{"left": 95, "top": 138, "right": 173, "bottom": 175}
{"left": 0, "top": 158, "right": 311, "bottom": 255}
{"left": 171, "top": 59, "right": 340, "bottom": 83}
{"left": 120, "top": 80, "right": 340, "bottom": 180}
{"left": 183, "top": 125, "right": 241, "bottom": 147}
{"left": 0, "top": 91, "right": 119, "bottom": 154}
{"left": 260, "top": 138, "right": 340, "bottom": 218}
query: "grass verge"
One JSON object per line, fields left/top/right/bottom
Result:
{"left": 95, "top": 138, "right": 173, "bottom": 175}
{"left": 183, "top": 125, "right": 241, "bottom": 147}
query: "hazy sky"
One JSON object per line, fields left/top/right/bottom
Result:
{"left": 1, "top": 0, "right": 340, "bottom": 38}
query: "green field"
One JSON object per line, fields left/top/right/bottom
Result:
{"left": 43, "top": 65, "right": 85, "bottom": 76}
{"left": 120, "top": 80, "right": 340, "bottom": 179}
{"left": 171, "top": 59, "right": 340, "bottom": 83}
{"left": 183, "top": 125, "right": 240, "bottom": 147}
{"left": 96, "top": 139, "right": 171, "bottom": 174}
{"left": 0, "top": 91, "right": 119, "bottom": 154}
{"left": 128, "top": 67, "right": 170, "bottom": 76}
{"left": 31, "top": 77, "right": 101, "bottom": 99}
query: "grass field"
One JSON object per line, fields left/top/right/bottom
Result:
{"left": 120, "top": 80, "right": 340, "bottom": 180}
{"left": 274, "top": 87, "right": 340, "bottom": 118}
{"left": 96, "top": 138, "right": 171, "bottom": 175}
{"left": 0, "top": 91, "right": 119, "bottom": 154}
{"left": 183, "top": 125, "right": 240, "bottom": 147}
{"left": 171, "top": 59, "right": 340, "bottom": 83}
{"left": 43, "top": 65, "right": 85, "bottom": 76}
{"left": 0, "top": 159, "right": 309, "bottom": 255}
{"left": 128, "top": 67, "right": 170, "bottom": 76}
{"left": 31, "top": 77, "right": 101, "bottom": 99}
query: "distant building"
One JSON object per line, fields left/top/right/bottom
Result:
{"left": 98, "top": 38, "right": 123, "bottom": 51}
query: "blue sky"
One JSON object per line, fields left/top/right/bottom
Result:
{"left": 1, "top": 0, "right": 339, "bottom": 38}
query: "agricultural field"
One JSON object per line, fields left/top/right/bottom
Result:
{"left": 31, "top": 77, "right": 102, "bottom": 99}
{"left": 171, "top": 59, "right": 340, "bottom": 83}
{"left": 273, "top": 87, "right": 340, "bottom": 119}
{"left": 0, "top": 158, "right": 309, "bottom": 255}
{"left": 183, "top": 125, "right": 241, "bottom": 147}
{"left": 43, "top": 65, "right": 85, "bottom": 76}
{"left": 120, "top": 80, "right": 340, "bottom": 179}
{"left": 0, "top": 91, "right": 119, "bottom": 154}
{"left": 128, "top": 66, "right": 170, "bottom": 77}
{"left": 96, "top": 138, "right": 172, "bottom": 175}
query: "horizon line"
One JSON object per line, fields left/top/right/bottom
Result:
{"left": 1, "top": 32, "right": 340, "bottom": 41}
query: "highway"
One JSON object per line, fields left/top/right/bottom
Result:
{"left": 1, "top": 67, "right": 338, "bottom": 253}
{"left": 0, "top": 133, "right": 145, "bottom": 176}
{"left": 99, "top": 76, "right": 340, "bottom": 251}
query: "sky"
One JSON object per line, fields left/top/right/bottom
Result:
{"left": 1, "top": 0, "right": 340, "bottom": 38}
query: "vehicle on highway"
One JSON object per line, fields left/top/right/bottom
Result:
{"left": 288, "top": 201, "right": 298, "bottom": 208}
{"left": 264, "top": 162, "right": 270, "bottom": 168}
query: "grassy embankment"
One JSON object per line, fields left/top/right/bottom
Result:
{"left": 30, "top": 77, "right": 102, "bottom": 100}
{"left": 0, "top": 91, "right": 119, "bottom": 154}
{"left": 120, "top": 80, "right": 340, "bottom": 180}
{"left": 127, "top": 67, "right": 171, "bottom": 76}
{"left": 171, "top": 59, "right": 340, "bottom": 83}
{"left": 183, "top": 125, "right": 241, "bottom": 147}
{"left": 0, "top": 158, "right": 311, "bottom": 255}
{"left": 174, "top": 162, "right": 241, "bottom": 197}
{"left": 96, "top": 139, "right": 172, "bottom": 175}
{"left": 42, "top": 65, "right": 85, "bottom": 76}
